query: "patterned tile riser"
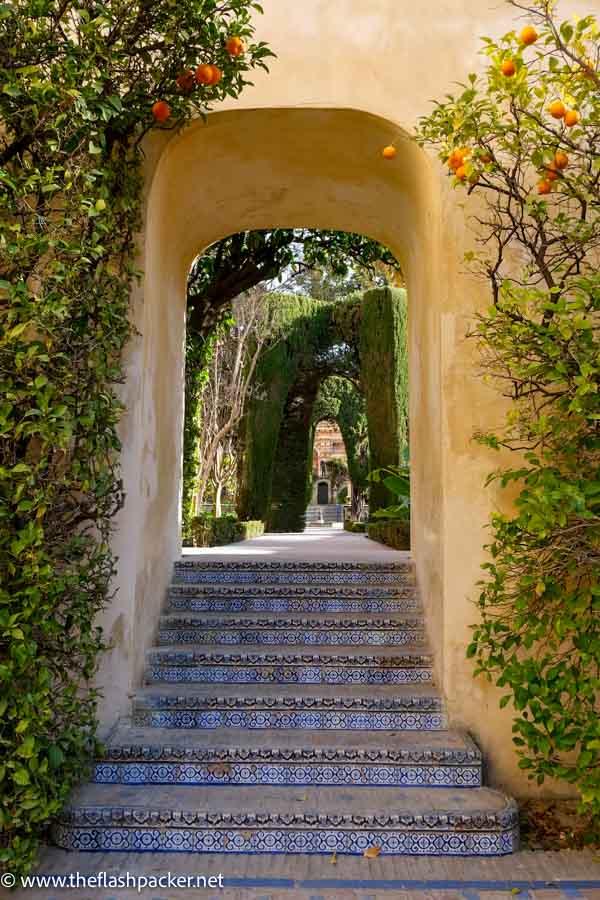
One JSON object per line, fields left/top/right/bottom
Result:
{"left": 158, "top": 628, "right": 426, "bottom": 646}
{"left": 132, "top": 709, "right": 447, "bottom": 730}
{"left": 172, "top": 573, "right": 413, "bottom": 585}
{"left": 167, "top": 597, "right": 420, "bottom": 613}
{"left": 145, "top": 666, "right": 434, "bottom": 685}
{"left": 92, "top": 762, "right": 482, "bottom": 788}
{"left": 52, "top": 825, "right": 518, "bottom": 856}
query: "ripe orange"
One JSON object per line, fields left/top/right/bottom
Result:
{"left": 447, "top": 150, "right": 462, "bottom": 171}
{"left": 564, "top": 109, "right": 580, "bottom": 127}
{"left": 544, "top": 166, "right": 559, "bottom": 182}
{"left": 208, "top": 64, "right": 222, "bottom": 85}
{"left": 537, "top": 180, "right": 551, "bottom": 194}
{"left": 520, "top": 25, "right": 538, "bottom": 45}
{"left": 548, "top": 100, "right": 566, "bottom": 119}
{"left": 382, "top": 145, "right": 397, "bottom": 159}
{"left": 554, "top": 150, "right": 569, "bottom": 170}
{"left": 226, "top": 36, "right": 245, "bottom": 56}
{"left": 195, "top": 64, "right": 214, "bottom": 84}
{"left": 455, "top": 164, "right": 467, "bottom": 180}
{"left": 151, "top": 100, "right": 171, "bottom": 123}
{"left": 176, "top": 69, "right": 195, "bottom": 92}
{"left": 501, "top": 59, "right": 516, "bottom": 77}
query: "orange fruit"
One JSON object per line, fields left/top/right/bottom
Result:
{"left": 455, "top": 164, "right": 467, "bottom": 180}
{"left": 548, "top": 100, "right": 566, "bottom": 119}
{"left": 479, "top": 152, "right": 492, "bottom": 164}
{"left": 447, "top": 150, "right": 462, "bottom": 171}
{"left": 151, "top": 100, "right": 171, "bottom": 123}
{"left": 544, "top": 166, "right": 559, "bottom": 181}
{"left": 196, "top": 64, "right": 222, "bottom": 86}
{"left": 382, "top": 145, "right": 397, "bottom": 159}
{"left": 554, "top": 150, "right": 569, "bottom": 170}
{"left": 537, "top": 180, "right": 551, "bottom": 194}
{"left": 195, "top": 64, "right": 214, "bottom": 84}
{"left": 501, "top": 59, "right": 516, "bottom": 77}
{"left": 564, "top": 109, "right": 580, "bottom": 127}
{"left": 207, "top": 64, "right": 222, "bottom": 85}
{"left": 176, "top": 69, "right": 195, "bottom": 92}
{"left": 226, "top": 36, "right": 245, "bottom": 56}
{"left": 520, "top": 25, "right": 538, "bottom": 45}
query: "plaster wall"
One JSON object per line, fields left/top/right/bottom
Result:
{"left": 95, "top": 0, "right": 598, "bottom": 793}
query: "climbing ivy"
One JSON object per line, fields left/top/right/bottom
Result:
{"left": 0, "top": 0, "right": 270, "bottom": 874}
{"left": 417, "top": 0, "right": 600, "bottom": 824}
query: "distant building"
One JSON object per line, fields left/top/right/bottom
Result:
{"left": 311, "top": 421, "right": 351, "bottom": 505}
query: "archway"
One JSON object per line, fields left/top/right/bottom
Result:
{"left": 102, "top": 103, "right": 443, "bottom": 729}
{"left": 316, "top": 482, "right": 329, "bottom": 505}
{"left": 97, "top": 102, "right": 520, "bottom": 790}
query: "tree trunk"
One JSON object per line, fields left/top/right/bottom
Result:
{"left": 214, "top": 481, "right": 223, "bottom": 518}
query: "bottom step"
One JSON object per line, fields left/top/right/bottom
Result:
{"left": 53, "top": 784, "right": 518, "bottom": 856}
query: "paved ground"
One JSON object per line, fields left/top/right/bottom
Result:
{"left": 7, "top": 846, "right": 600, "bottom": 899}
{"left": 181, "top": 527, "right": 409, "bottom": 563}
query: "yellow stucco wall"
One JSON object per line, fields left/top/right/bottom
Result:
{"left": 94, "top": 0, "right": 598, "bottom": 797}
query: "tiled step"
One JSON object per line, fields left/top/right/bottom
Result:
{"left": 145, "top": 646, "right": 434, "bottom": 686}
{"left": 52, "top": 784, "right": 519, "bottom": 855}
{"left": 167, "top": 584, "right": 420, "bottom": 614}
{"left": 93, "top": 726, "right": 482, "bottom": 788}
{"left": 173, "top": 560, "right": 413, "bottom": 586}
{"left": 133, "top": 683, "right": 446, "bottom": 730}
{"left": 157, "top": 613, "right": 427, "bottom": 647}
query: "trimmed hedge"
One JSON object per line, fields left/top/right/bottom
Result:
{"left": 367, "top": 520, "right": 410, "bottom": 550}
{"left": 344, "top": 521, "right": 366, "bottom": 534}
{"left": 189, "top": 516, "right": 264, "bottom": 548}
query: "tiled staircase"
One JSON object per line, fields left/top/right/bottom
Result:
{"left": 52, "top": 559, "right": 518, "bottom": 856}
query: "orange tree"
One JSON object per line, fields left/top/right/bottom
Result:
{"left": 0, "top": 0, "right": 271, "bottom": 873}
{"left": 417, "top": 0, "right": 600, "bottom": 828}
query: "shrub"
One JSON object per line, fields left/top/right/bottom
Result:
{"left": 189, "top": 515, "right": 264, "bottom": 547}
{"left": 367, "top": 520, "right": 410, "bottom": 550}
{"left": 344, "top": 520, "right": 366, "bottom": 534}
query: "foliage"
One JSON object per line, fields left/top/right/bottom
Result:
{"left": 187, "top": 230, "right": 400, "bottom": 336}
{"left": 344, "top": 520, "right": 366, "bottom": 533}
{"left": 417, "top": 0, "right": 600, "bottom": 822}
{"left": 358, "top": 288, "right": 409, "bottom": 514}
{"left": 368, "top": 460, "right": 410, "bottom": 522}
{"left": 367, "top": 519, "right": 410, "bottom": 551}
{"left": 189, "top": 514, "right": 264, "bottom": 547}
{"left": 238, "top": 293, "right": 341, "bottom": 525}
{"left": 0, "top": 0, "right": 270, "bottom": 872}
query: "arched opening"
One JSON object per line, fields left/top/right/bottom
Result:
{"left": 101, "top": 105, "right": 447, "bottom": 751}
{"left": 316, "top": 481, "right": 329, "bottom": 505}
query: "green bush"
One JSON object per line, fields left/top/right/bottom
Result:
{"left": 344, "top": 520, "right": 366, "bottom": 534}
{"left": 367, "top": 520, "right": 410, "bottom": 550}
{"left": 189, "top": 515, "right": 264, "bottom": 547}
